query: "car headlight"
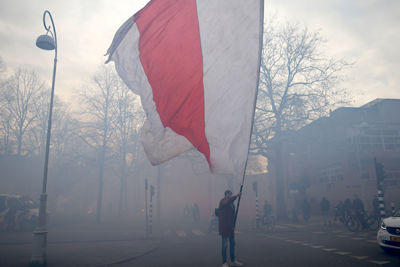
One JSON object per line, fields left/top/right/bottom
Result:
{"left": 380, "top": 221, "right": 386, "bottom": 230}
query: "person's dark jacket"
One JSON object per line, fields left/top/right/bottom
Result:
{"left": 218, "top": 195, "right": 238, "bottom": 237}
{"left": 321, "top": 198, "right": 330, "bottom": 212}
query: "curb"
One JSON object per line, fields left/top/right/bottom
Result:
{"left": 100, "top": 243, "right": 160, "bottom": 266}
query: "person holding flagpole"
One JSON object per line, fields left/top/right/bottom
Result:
{"left": 106, "top": 1, "right": 264, "bottom": 264}
{"left": 218, "top": 190, "right": 243, "bottom": 267}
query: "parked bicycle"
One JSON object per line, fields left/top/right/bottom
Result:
{"left": 333, "top": 202, "right": 352, "bottom": 225}
{"left": 334, "top": 198, "right": 379, "bottom": 232}
{"left": 345, "top": 210, "right": 379, "bottom": 232}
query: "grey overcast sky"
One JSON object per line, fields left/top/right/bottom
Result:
{"left": 0, "top": 0, "right": 399, "bottom": 107}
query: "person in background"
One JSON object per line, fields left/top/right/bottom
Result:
{"left": 320, "top": 196, "right": 331, "bottom": 226}
{"left": 262, "top": 200, "right": 272, "bottom": 225}
{"left": 193, "top": 203, "right": 200, "bottom": 221}
{"left": 301, "top": 197, "right": 311, "bottom": 224}
{"left": 333, "top": 200, "right": 344, "bottom": 224}
{"left": 352, "top": 195, "right": 367, "bottom": 229}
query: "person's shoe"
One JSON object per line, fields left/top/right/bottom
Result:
{"left": 222, "top": 263, "right": 229, "bottom": 267}
{"left": 231, "top": 260, "right": 243, "bottom": 266}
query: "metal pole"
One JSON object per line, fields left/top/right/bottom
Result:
{"left": 145, "top": 179, "right": 149, "bottom": 237}
{"left": 255, "top": 193, "right": 259, "bottom": 228}
{"left": 157, "top": 166, "right": 161, "bottom": 219}
{"left": 374, "top": 158, "right": 386, "bottom": 219}
{"left": 31, "top": 10, "right": 57, "bottom": 265}
{"left": 391, "top": 202, "right": 395, "bottom": 216}
{"left": 149, "top": 186, "right": 153, "bottom": 234}
{"left": 233, "top": 0, "right": 264, "bottom": 229}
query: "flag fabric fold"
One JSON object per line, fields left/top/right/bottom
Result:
{"left": 106, "top": 0, "right": 263, "bottom": 177}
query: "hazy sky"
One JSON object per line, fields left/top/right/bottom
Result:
{"left": 0, "top": 0, "right": 399, "bottom": 107}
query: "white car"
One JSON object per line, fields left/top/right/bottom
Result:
{"left": 377, "top": 209, "right": 400, "bottom": 251}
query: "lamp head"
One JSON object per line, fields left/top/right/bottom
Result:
{"left": 36, "top": 34, "right": 56, "bottom": 50}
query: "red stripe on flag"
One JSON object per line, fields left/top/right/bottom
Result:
{"left": 135, "top": 0, "right": 210, "bottom": 165}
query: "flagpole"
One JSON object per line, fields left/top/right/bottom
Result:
{"left": 233, "top": 0, "right": 264, "bottom": 228}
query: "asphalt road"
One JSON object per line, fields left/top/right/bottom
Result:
{"left": 122, "top": 220, "right": 400, "bottom": 267}
{"left": 0, "top": 221, "right": 158, "bottom": 267}
{"left": 1, "top": 219, "right": 399, "bottom": 266}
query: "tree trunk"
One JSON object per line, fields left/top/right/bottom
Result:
{"left": 96, "top": 147, "right": 106, "bottom": 224}
{"left": 17, "top": 135, "right": 22, "bottom": 156}
{"left": 275, "top": 140, "right": 288, "bottom": 220}
{"left": 118, "top": 149, "right": 127, "bottom": 217}
{"left": 274, "top": 118, "right": 288, "bottom": 221}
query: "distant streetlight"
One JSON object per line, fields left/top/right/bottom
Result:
{"left": 31, "top": 10, "right": 57, "bottom": 265}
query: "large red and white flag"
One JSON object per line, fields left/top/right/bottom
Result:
{"left": 106, "top": 0, "right": 263, "bottom": 176}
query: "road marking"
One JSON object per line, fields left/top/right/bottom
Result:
{"left": 368, "top": 261, "right": 390, "bottom": 265}
{"left": 352, "top": 256, "right": 369, "bottom": 260}
{"left": 335, "top": 251, "right": 351, "bottom": 256}
{"left": 312, "top": 246, "right": 324, "bottom": 249}
{"left": 301, "top": 243, "right": 312, "bottom": 246}
{"left": 323, "top": 248, "right": 337, "bottom": 252}
{"left": 192, "top": 230, "right": 205, "bottom": 236}
{"left": 274, "top": 225, "right": 288, "bottom": 229}
{"left": 176, "top": 230, "right": 187, "bottom": 237}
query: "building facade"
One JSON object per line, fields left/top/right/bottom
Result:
{"left": 269, "top": 99, "right": 400, "bottom": 215}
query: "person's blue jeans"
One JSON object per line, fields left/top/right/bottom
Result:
{"left": 221, "top": 234, "right": 235, "bottom": 264}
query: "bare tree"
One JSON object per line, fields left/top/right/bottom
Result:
{"left": 48, "top": 107, "right": 92, "bottom": 213}
{"left": 0, "top": 75, "right": 12, "bottom": 155}
{"left": 110, "top": 77, "right": 144, "bottom": 217}
{"left": 0, "top": 57, "right": 9, "bottom": 153}
{"left": 0, "top": 69, "right": 45, "bottom": 156}
{"left": 29, "top": 89, "right": 51, "bottom": 157}
{"left": 0, "top": 56, "right": 6, "bottom": 79}
{"left": 50, "top": 103, "right": 76, "bottom": 160}
{"left": 0, "top": 102, "right": 13, "bottom": 155}
{"left": 78, "top": 65, "right": 117, "bottom": 223}
{"left": 251, "top": 19, "right": 350, "bottom": 219}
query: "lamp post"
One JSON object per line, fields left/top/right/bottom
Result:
{"left": 31, "top": 10, "right": 57, "bottom": 265}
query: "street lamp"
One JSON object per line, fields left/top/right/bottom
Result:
{"left": 31, "top": 10, "right": 57, "bottom": 265}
